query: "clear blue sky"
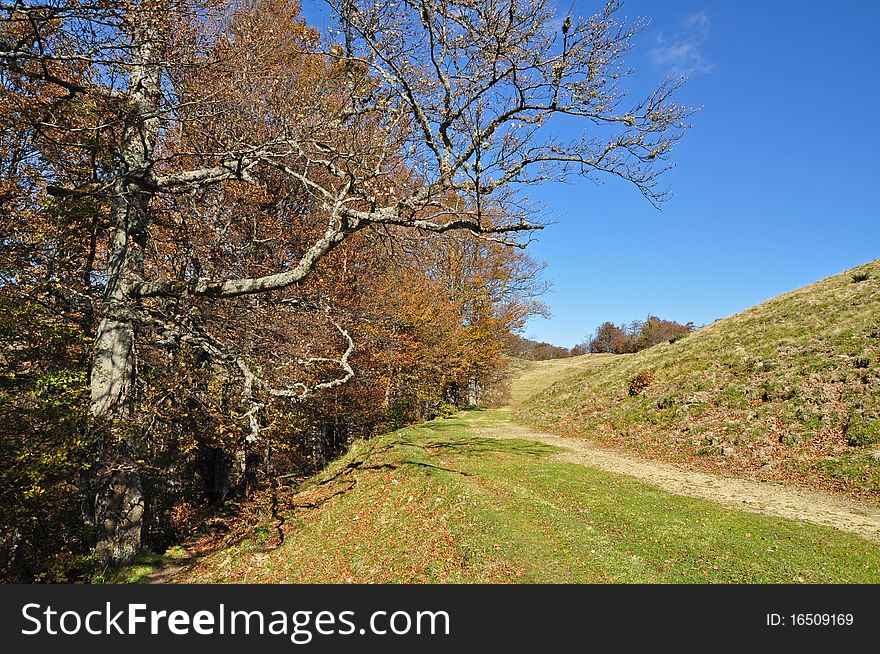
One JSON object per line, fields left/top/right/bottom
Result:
{"left": 302, "top": 1, "right": 880, "bottom": 348}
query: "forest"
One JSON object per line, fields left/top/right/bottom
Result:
{"left": 0, "top": 0, "right": 690, "bottom": 581}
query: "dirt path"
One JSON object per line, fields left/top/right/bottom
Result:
{"left": 145, "top": 561, "right": 185, "bottom": 583}
{"left": 471, "top": 409, "right": 880, "bottom": 543}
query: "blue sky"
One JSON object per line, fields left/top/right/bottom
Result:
{"left": 523, "top": 0, "right": 880, "bottom": 347}
{"left": 302, "top": 1, "right": 880, "bottom": 348}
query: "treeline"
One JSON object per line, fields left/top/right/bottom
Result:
{"left": 573, "top": 317, "right": 695, "bottom": 355}
{"left": 505, "top": 334, "right": 572, "bottom": 361}
{"left": 1, "top": 228, "right": 544, "bottom": 580}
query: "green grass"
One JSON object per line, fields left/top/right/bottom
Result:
{"left": 94, "top": 551, "right": 164, "bottom": 584}
{"left": 517, "top": 259, "right": 880, "bottom": 494}
{"left": 94, "top": 545, "right": 188, "bottom": 583}
{"left": 171, "top": 414, "right": 880, "bottom": 583}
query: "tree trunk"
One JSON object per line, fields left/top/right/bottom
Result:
{"left": 92, "top": 439, "right": 145, "bottom": 564}
{"left": 211, "top": 448, "right": 232, "bottom": 502}
{"left": 468, "top": 375, "right": 479, "bottom": 406}
{"left": 88, "top": 245, "right": 148, "bottom": 565}
{"left": 87, "top": 14, "right": 163, "bottom": 564}
{"left": 244, "top": 450, "right": 261, "bottom": 492}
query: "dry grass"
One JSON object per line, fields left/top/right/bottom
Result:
{"left": 506, "top": 354, "right": 616, "bottom": 405}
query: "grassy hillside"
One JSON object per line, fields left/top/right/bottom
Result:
{"left": 518, "top": 260, "right": 880, "bottom": 495}
{"left": 505, "top": 353, "right": 615, "bottom": 405}
{"left": 162, "top": 415, "right": 880, "bottom": 583}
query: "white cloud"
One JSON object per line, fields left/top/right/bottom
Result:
{"left": 651, "top": 9, "right": 715, "bottom": 75}
{"left": 681, "top": 8, "right": 712, "bottom": 34}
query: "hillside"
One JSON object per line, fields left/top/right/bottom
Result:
{"left": 505, "top": 354, "right": 616, "bottom": 405}
{"left": 518, "top": 259, "right": 880, "bottom": 496}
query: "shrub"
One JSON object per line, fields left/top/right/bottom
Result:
{"left": 436, "top": 402, "right": 459, "bottom": 418}
{"left": 852, "top": 272, "right": 870, "bottom": 283}
{"left": 627, "top": 370, "right": 654, "bottom": 396}
{"left": 846, "top": 415, "right": 880, "bottom": 447}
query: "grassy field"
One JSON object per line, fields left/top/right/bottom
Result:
{"left": 160, "top": 411, "right": 880, "bottom": 583}
{"left": 518, "top": 259, "right": 880, "bottom": 496}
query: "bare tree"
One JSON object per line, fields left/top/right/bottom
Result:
{"left": 1, "top": 0, "right": 692, "bottom": 562}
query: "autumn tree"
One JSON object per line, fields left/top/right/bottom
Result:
{"left": 587, "top": 321, "right": 630, "bottom": 353}
{"left": 636, "top": 315, "right": 694, "bottom": 349}
{"left": 507, "top": 335, "right": 571, "bottom": 360}
{"left": 1, "top": 0, "right": 692, "bottom": 563}
{"left": 579, "top": 315, "right": 694, "bottom": 355}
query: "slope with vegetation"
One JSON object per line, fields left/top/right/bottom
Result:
{"left": 519, "top": 260, "right": 880, "bottom": 496}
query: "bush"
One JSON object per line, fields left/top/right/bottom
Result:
{"left": 852, "top": 272, "right": 870, "bottom": 283}
{"left": 627, "top": 371, "right": 654, "bottom": 396}
{"left": 846, "top": 415, "right": 880, "bottom": 447}
{"left": 436, "top": 402, "right": 459, "bottom": 418}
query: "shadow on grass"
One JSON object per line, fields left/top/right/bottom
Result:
{"left": 130, "top": 419, "right": 561, "bottom": 583}
{"left": 95, "top": 546, "right": 202, "bottom": 584}
{"left": 404, "top": 421, "right": 558, "bottom": 459}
